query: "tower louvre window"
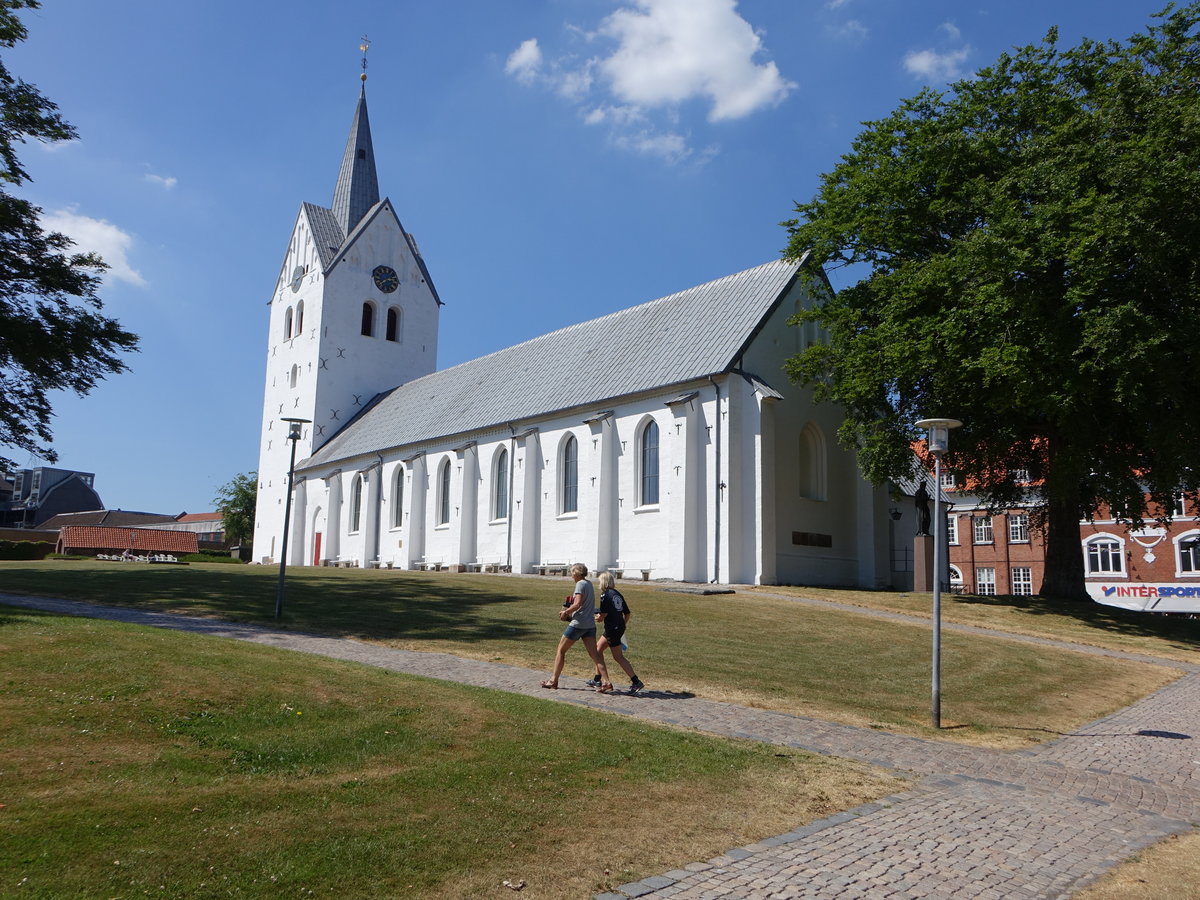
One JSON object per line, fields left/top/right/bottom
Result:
{"left": 361, "top": 301, "right": 376, "bottom": 337}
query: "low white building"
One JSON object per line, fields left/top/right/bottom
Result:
{"left": 254, "top": 82, "right": 902, "bottom": 588}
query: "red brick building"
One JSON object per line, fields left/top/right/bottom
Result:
{"left": 57, "top": 526, "right": 199, "bottom": 557}
{"left": 944, "top": 480, "right": 1200, "bottom": 613}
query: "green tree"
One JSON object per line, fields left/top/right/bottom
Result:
{"left": 0, "top": 0, "right": 138, "bottom": 470}
{"left": 782, "top": 4, "right": 1200, "bottom": 601}
{"left": 214, "top": 472, "right": 257, "bottom": 548}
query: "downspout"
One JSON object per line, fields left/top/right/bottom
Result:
{"left": 709, "top": 375, "right": 722, "bottom": 584}
{"left": 373, "top": 452, "right": 384, "bottom": 564}
{"left": 506, "top": 423, "right": 517, "bottom": 572}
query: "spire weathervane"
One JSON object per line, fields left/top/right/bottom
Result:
{"left": 359, "top": 35, "right": 370, "bottom": 82}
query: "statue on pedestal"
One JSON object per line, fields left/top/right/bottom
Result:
{"left": 914, "top": 483, "right": 932, "bottom": 536}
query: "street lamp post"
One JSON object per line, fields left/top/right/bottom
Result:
{"left": 275, "top": 417, "right": 311, "bottom": 620}
{"left": 914, "top": 417, "right": 962, "bottom": 728}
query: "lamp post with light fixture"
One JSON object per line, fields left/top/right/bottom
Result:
{"left": 914, "top": 417, "right": 961, "bottom": 728}
{"left": 275, "top": 417, "right": 311, "bottom": 620}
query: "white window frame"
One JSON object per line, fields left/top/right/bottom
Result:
{"left": 638, "top": 418, "right": 660, "bottom": 508}
{"left": 976, "top": 567, "right": 996, "bottom": 596}
{"left": 1084, "top": 533, "right": 1126, "bottom": 577}
{"left": 560, "top": 434, "right": 578, "bottom": 516}
{"left": 946, "top": 514, "right": 958, "bottom": 545}
{"left": 390, "top": 466, "right": 405, "bottom": 530}
{"left": 973, "top": 516, "right": 994, "bottom": 544}
{"left": 1008, "top": 513, "right": 1030, "bottom": 544}
{"left": 349, "top": 473, "right": 364, "bottom": 534}
{"left": 1174, "top": 529, "right": 1200, "bottom": 577}
{"left": 1011, "top": 566, "right": 1033, "bottom": 596}
{"left": 492, "top": 447, "right": 509, "bottom": 521}
{"left": 437, "top": 458, "right": 451, "bottom": 526}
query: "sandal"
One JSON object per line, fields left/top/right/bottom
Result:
{"left": 597, "top": 682, "right": 614, "bottom": 694}
{"left": 540, "top": 680, "right": 558, "bottom": 689}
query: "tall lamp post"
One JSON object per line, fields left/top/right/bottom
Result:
{"left": 275, "top": 417, "right": 311, "bottom": 620}
{"left": 914, "top": 417, "right": 961, "bottom": 728}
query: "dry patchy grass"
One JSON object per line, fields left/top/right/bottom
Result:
{"left": 1073, "top": 830, "right": 1200, "bottom": 900}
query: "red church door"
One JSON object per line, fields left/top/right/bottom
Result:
{"left": 312, "top": 532, "right": 322, "bottom": 567}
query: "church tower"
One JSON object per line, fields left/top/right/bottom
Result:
{"left": 253, "top": 64, "right": 442, "bottom": 563}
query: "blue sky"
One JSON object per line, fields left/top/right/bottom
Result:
{"left": 9, "top": 0, "right": 1162, "bottom": 515}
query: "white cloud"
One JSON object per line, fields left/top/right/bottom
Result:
{"left": 831, "top": 19, "right": 868, "bottom": 43}
{"left": 504, "top": 0, "right": 792, "bottom": 164}
{"left": 598, "top": 0, "right": 794, "bottom": 122}
{"left": 41, "top": 207, "right": 145, "bottom": 287}
{"left": 904, "top": 23, "right": 971, "bottom": 82}
{"left": 505, "top": 38, "right": 542, "bottom": 85}
{"left": 144, "top": 172, "right": 177, "bottom": 190}
{"left": 940, "top": 22, "right": 962, "bottom": 43}
{"left": 903, "top": 46, "right": 970, "bottom": 81}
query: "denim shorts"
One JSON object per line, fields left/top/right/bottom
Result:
{"left": 563, "top": 625, "right": 597, "bottom": 641}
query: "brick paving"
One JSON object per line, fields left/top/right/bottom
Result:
{"left": 2, "top": 591, "right": 1197, "bottom": 899}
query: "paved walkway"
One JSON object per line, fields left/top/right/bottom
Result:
{"left": 2, "top": 591, "right": 1197, "bottom": 899}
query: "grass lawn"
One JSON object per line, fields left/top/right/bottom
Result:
{"left": 752, "top": 584, "right": 1199, "bottom": 664}
{"left": 1, "top": 561, "right": 1193, "bottom": 748}
{"left": 0, "top": 606, "right": 906, "bottom": 899}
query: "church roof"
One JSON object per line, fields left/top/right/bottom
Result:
{"left": 330, "top": 86, "right": 380, "bottom": 236}
{"left": 299, "top": 258, "right": 801, "bottom": 470}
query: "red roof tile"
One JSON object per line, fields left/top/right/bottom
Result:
{"left": 59, "top": 526, "right": 199, "bottom": 553}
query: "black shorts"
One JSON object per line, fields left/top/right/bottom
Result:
{"left": 603, "top": 626, "right": 625, "bottom": 645}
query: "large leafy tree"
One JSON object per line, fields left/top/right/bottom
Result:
{"left": 214, "top": 472, "right": 257, "bottom": 548}
{"left": 0, "top": 0, "right": 138, "bottom": 470}
{"left": 783, "top": 4, "right": 1200, "bottom": 601}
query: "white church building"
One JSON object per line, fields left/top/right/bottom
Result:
{"left": 254, "top": 84, "right": 906, "bottom": 588}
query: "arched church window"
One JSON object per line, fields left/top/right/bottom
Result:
{"left": 493, "top": 448, "right": 509, "bottom": 520}
{"left": 295, "top": 300, "right": 304, "bottom": 336}
{"left": 639, "top": 419, "right": 659, "bottom": 506}
{"left": 386, "top": 307, "right": 400, "bottom": 342}
{"left": 391, "top": 466, "right": 404, "bottom": 529}
{"left": 798, "top": 422, "right": 828, "bottom": 501}
{"left": 561, "top": 435, "right": 578, "bottom": 514}
{"left": 288, "top": 364, "right": 298, "bottom": 389}
{"left": 350, "top": 473, "right": 364, "bottom": 533}
{"left": 438, "top": 458, "right": 451, "bottom": 525}
{"left": 283, "top": 307, "right": 294, "bottom": 340}
{"left": 361, "top": 301, "right": 376, "bottom": 337}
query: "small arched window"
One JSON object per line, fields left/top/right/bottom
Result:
{"left": 640, "top": 419, "right": 659, "bottom": 506}
{"left": 391, "top": 466, "right": 405, "bottom": 529}
{"left": 1084, "top": 534, "right": 1125, "bottom": 575}
{"left": 350, "top": 474, "right": 364, "bottom": 533}
{"left": 295, "top": 300, "right": 304, "bottom": 336}
{"left": 493, "top": 447, "right": 509, "bottom": 520}
{"left": 288, "top": 364, "right": 298, "bottom": 389}
{"left": 361, "top": 301, "right": 376, "bottom": 337}
{"left": 283, "top": 307, "right": 294, "bottom": 340}
{"left": 385, "top": 307, "right": 400, "bottom": 342}
{"left": 1175, "top": 530, "right": 1200, "bottom": 576}
{"left": 798, "top": 422, "right": 828, "bottom": 501}
{"left": 561, "top": 435, "right": 578, "bottom": 514}
{"left": 438, "top": 458, "right": 451, "bottom": 525}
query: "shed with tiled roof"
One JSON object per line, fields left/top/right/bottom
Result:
{"left": 57, "top": 526, "right": 199, "bottom": 556}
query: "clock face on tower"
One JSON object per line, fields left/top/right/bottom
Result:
{"left": 372, "top": 264, "right": 399, "bottom": 293}
{"left": 290, "top": 265, "right": 305, "bottom": 293}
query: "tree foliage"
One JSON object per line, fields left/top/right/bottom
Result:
{"left": 782, "top": 4, "right": 1200, "bottom": 600}
{"left": 214, "top": 472, "right": 257, "bottom": 548}
{"left": 0, "top": 0, "right": 138, "bottom": 469}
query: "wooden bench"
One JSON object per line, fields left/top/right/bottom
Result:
{"left": 533, "top": 562, "right": 571, "bottom": 576}
{"left": 466, "top": 560, "right": 510, "bottom": 573}
{"left": 412, "top": 558, "right": 445, "bottom": 572}
{"left": 614, "top": 560, "right": 653, "bottom": 581}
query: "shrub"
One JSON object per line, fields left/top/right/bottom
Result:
{"left": 0, "top": 540, "right": 55, "bottom": 561}
{"left": 179, "top": 553, "right": 243, "bottom": 564}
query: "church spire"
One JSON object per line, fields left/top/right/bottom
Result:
{"left": 331, "top": 37, "right": 380, "bottom": 236}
